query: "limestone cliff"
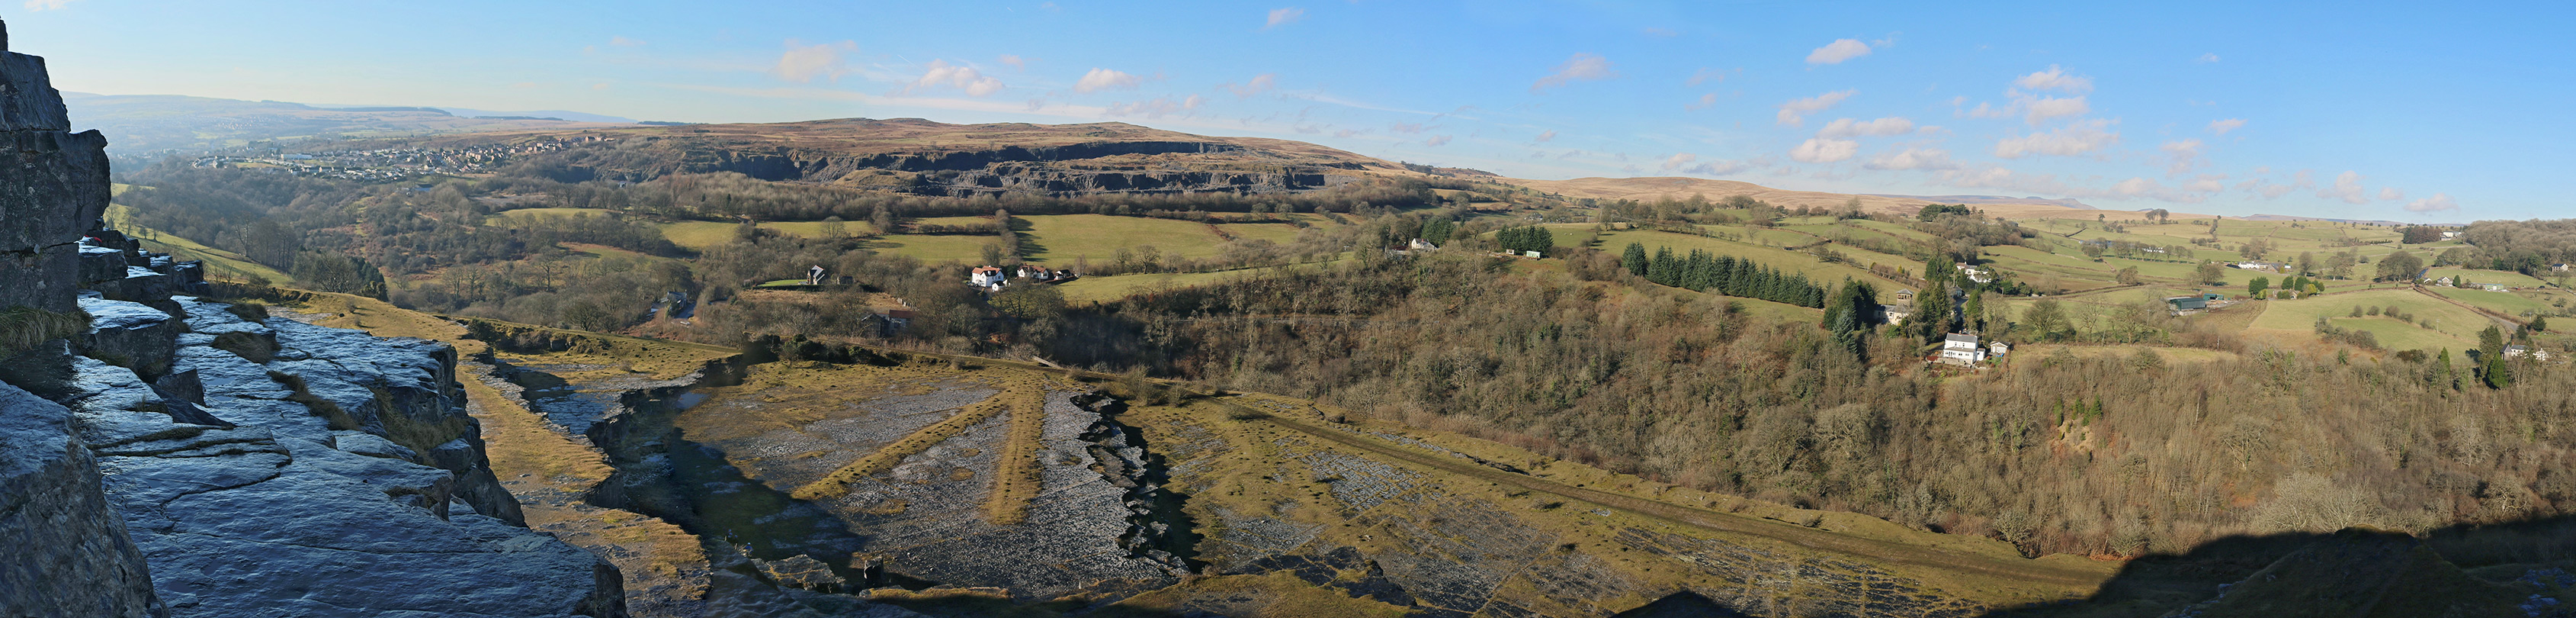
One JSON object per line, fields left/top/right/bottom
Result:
{"left": 0, "top": 19, "right": 627, "bottom": 617}
{"left": 0, "top": 18, "right": 165, "bottom": 618}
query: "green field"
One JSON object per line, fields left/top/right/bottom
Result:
{"left": 869, "top": 234, "right": 1004, "bottom": 265}
{"left": 656, "top": 219, "right": 881, "bottom": 249}
{"left": 1560, "top": 228, "right": 1902, "bottom": 287}
{"left": 2424, "top": 268, "right": 2548, "bottom": 288}
{"left": 1055, "top": 264, "right": 1313, "bottom": 303}
{"left": 1020, "top": 214, "right": 1233, "bottom": 262}
{"left": 2427, "top": 286, "right": 2561, "bottom": 317}
{"left": 2245, "top": 288, "right": 2498, "bottom": 356}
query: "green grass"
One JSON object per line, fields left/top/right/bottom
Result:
{"left": 2424, "top": 268, "right": 2548, "bottom": 288}
{"left": 654, "top": 220, "right": 879, "bottom": 249}
{"left": 2245, "top": 288, "right": 2494, "bottom": 355}
{"left": 1567, "top": 229, "right": 1899, "bottom": 286}
{"left": 2427, "top": 286, "right": 2557, "bottom": 317}
{"left": 869, "top": 234, "right": 1006, "bottom": 265}
{"left": 104, "top": 204, "right": 293, "bottom": 283}
{"left": 1020, "top": 214, "right": 1231, "bottom": 263}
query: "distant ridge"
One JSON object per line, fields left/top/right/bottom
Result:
{"left": 1861, "top": 194, "right": 2096, "bottom": 210}
{"left": 2241, "top": 214, "right": 2461, "bottom": 227}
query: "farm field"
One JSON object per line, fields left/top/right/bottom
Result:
{"left": 868, "top": 233, "right": 1002, "bottom": 264}
{"left": 2243, "top": 288, "right": 2501, "bottom": 356}
{"left": 1019, "top": 214, "right": 1233, "bottom": 262}
{"left": 1562, "top": 228, "right": 1904, "bottom": 286}
{"left": 657, "top": 219, "right": 883, "bottom": 249}
{"left": 2424, "top": 267, "right": 2549, "bottom": 288}
{"left": 2427, "top": 286, "right": 2562, "bottom": 317}
{"left": 1054, "top": 261, "right": 1331, "bottom": 303}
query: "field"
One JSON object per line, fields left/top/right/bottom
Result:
{"left": 1054, "top": 262, "right": 1329, "bottom": 303}
{"left": 1019, "top": 214, "right": 1233, "bottom": 262}
{"left": 1558, "top": 227, "right": 1905, "bottom": 287}
{"left": 656, "top": 219, "right": 882, "bottom": 249}
{"left": 2424, "top": 267, "right": 2549, "bottom": 288}
{"left": 868, "top": 233, "right": 1006, "bottom": 264}
{"left": 2243, "top": 288, "right": 2503, "bottom": 356}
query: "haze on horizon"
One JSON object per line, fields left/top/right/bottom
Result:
{"left": 8, "top": 0, "right": 2565, "bottom": 222}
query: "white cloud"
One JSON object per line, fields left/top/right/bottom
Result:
{"left": 998, "top": 54, "right": 1028, "bottom": 71}
{"left": 1224, "top": 73, "right": 1278, "bottom": 98}
{"left": 1816, "top": 117, "right": 1914, "bottom": 139}
{"left": 2013, "top": 65, "right": 2093, "bottom": 94}
{"left": 1864, "top": 147, "right": 1957, "bottom": 170}
{"left": 2112, "top": 177, "right": 2162, "bottom": 196}
{"left": 1333, "top": 129, "right": 1360, "bottom": 138}
{"left": 1264, "top": 8, "right": 1305, "bottom": 30}
{"left": 1659, "top": 153, "right": 1747, "bottom": 175}
{"left": 907, "top": 60, "right": 1006, "bottom": 97}
{"left": 2207, "top": 118, "right": 2246, "bottom": 135}
{"left": 2198, "top": 53, "right": 2222, "bottom": 63}
{"left": 772, "top": 40, "right": 858, "bottom": 83}
{"left": 1806, "top": 39, "right": 1873, "bottom": 65}
{"left": 2317, "top": 170, "right": 2369, "bottom": 204}
{"left": 1423, "top": 135, "right": 1452, "bottom": 146}
{"left": 22, "top": 0, "right": 76, "bottom": 10}
{"left": 1073, "top": 68, "right": 1142, "bottom": 93}
{"left": 1534, "top": 130, "right": 1557, "bottom": 143}
{"left": 2186, "top": 174, "right": 2227, "bottom": 193}
{"left": 1531, "top": 53, "right": 1617, "bottom": 92}
{"left": 609, "top": 36, "right": 646, "bottom": 47}
{"left": 2160, "top": 139, "right": 2204, "bottom": 175}
{"left": 1686, "top": 92, "right": 1719, "bottom": 111}
{"left": 1776, "top": 89, "right": 1856, "bottom": 127}
{"left": 1994, "top": 120, "right": 2119, "bottom": 158}
{"left": 2379, "top": 187, "right": 2405, "bottom": 201}
{"left": 2022, "top": 95, "right": 2089, "bottom": 124}
{"left": 1387, "top": 122, "right": 1426, "bottom": 134}
{"left": 1687, "top": 67, "right": 1735, "bottom": 86}
{"left": 1104, "top": 95, "right": 1205, "bottom": 119}
{"left": 1790, "top": 138, "right": 1859, "bottom": 163}
{"left": 2407, "top": 192, "right": 2459, "bottom": 212}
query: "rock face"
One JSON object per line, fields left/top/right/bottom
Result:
{"left": 0, "top": 19, "right": 167, "bottom": 618}
{"left": 0, "top": 19, "right": 626, "bottom": 618}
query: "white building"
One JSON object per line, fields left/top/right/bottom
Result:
{"left": 1940, "top": 333, "right": 1987, "bottom": 364}
{"left": 969, "top": 266, "right": 1006, "bottom": 288}
{"left": 2508, "top": 345, "right": 2553, "bottom": 362}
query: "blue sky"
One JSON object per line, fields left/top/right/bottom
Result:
{"left": 8, "top": 0, "right": 2568, "bottom": 221}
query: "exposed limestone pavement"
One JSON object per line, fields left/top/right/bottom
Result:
{"left": 0, "top": 18, "right": 629, "bottom": 618}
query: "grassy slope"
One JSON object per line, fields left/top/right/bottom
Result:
{"left": 104, "top": 203, "right": 294, "bottom": 282}
{"left": 1019, "top": 214, "right": 1232, "bottom": 262}
{"left": 2244, "top": 288, "right": 2497, "bottom": 356}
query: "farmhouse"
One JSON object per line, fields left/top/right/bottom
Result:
{"left": 2508, "top": 345, "right": 2553, "bottom": 362}
{"left": 969, "top": 266, "right": 1006, "bottom": 288}
{"left": 1939, "top": 333, "right": 1987, "bottom": 364}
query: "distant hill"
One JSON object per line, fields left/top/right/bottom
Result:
{"left": 1860, "top": 193, "right": 2096, "bottom": 210}
{"left": 2241, "top": 213, "right": 2458, "bottom": 227}
{"left": 1500, "top": 175, "right": 2120, "bottom": 219}
{"left": 61, "top": 92, "right": 627, "bottom": 159}
{"left": 358, "top": 117, "right": 1415, "bottom": 198}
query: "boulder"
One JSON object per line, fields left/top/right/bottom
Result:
{"left": 79, "top": 241, "right": 128, "bottom": 283}
{"left": 0, "top": 381, "right": 165, "bottom": 618}
{"left": 79, "top": 294, "right": 178, "bottom": 378}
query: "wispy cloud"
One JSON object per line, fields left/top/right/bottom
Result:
{"left": 2197, "top": 53, "right": 2222, "bottom": 63}
{"left": 1806, "top": 38, "right": 1874, "bottom": 65}
{"left": 1994, "top": 119, "right": 2119, "bottom": 158}
{"left": 1775, "top": 89, "right": 1856, "bottom": 127}
{"left": 772, "top": 40, "right": 858, "bottom": 84}
{"left": 2317, "top": 170, "right": 2370, "bottom": 204}
{"left": 1224, "top": 73, "right": 1278, "bottom": 98}
{"left": 998, "top": 54, "right": 1028, "bottom": 71}
{"left": 1534, "top": 130, "right": 1556, "bottom": 143}
{"left": 2013, "top": 65, "right": 2092, "bottom": 94}
{"left": 906, "top": 60, "right": 1006, "bottom": 97}
{"left": 1815, "top": 117, "right": 1914, "bottom": 139}
{"left": 609, "top": 36, "right": 646, "bottom": 47}
{"left": 2207, "top": 118, "right": 2246, "bottom": 135}
{"left": 1686, "top": 92, "right": 1719, "bottom": 111}
{"left": 2407, "top": 192, "right": 2459, "bottom": 212}
{"left": 2160, "top": 138, "right": 2204, "bottom": 175}
{"left": 1790, "top": 138, "right": 1858, "bottom": 163}
{"left": 1073, "top": 68, "right": 1142, "bottom": 93}
{"left": 1865, "top": 147, "right": 1957, "bottom": 170}
{"left": 1105, "top": 95, "right": 1205, "bottom": 119}
{"left": 1531, "top": 53, "right": 1617, "bottom": 93}
{"left": 1423, "top": 135, "right": 1452, "bottom": 146}
{"left": 1263, "top": 7, "right": 1305, "bottom": 30}
{"left": 22, "top": 0, "right": 78, "bottom": 11}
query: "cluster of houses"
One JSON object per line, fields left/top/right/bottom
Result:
{"left": 967, "top": 265, "right": 1076, "bottom": 291}
{"left": 2425, "top": 275, "right": 2513, "bottom": 292}
{"left": 193, "top": 137, "right": 601, "bottom": 179}
{"left": 1955, "top": 263, "right": 1994, "bottom": 284}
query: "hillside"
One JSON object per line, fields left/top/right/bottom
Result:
{"left": 63, "top": 92, "right": 624, "bottom": 157}
{"left": 1504, "top": 175, "right": 2178, "bottom": 220}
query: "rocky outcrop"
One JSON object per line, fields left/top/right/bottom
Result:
{"left": 0, "top": 19, "right": 626, "bottom": 617}
{"left": 0, "top": 18, "right": 167, "bottom": 617}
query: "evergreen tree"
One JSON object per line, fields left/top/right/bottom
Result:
{"left": 1620, "top": 243, "right": 1648, "bottom": 276}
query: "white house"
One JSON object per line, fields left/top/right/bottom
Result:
{"left": 2442, "top": 230, "right": 2462, "bottom": 240}
{"left": 1955, "top": 264, "right": 1994, "bottom": 284}
{"left": 2508, "top": 345, "right": 2553, "bottom": 362}
{"left": 969, "top": 266, "right": 1006, "bottom": 288}
{"left": 1409, "top": 238, "right": 1439, "bottom": 251}
{"left": 1940, "top": 333, "right": 1987, "bottom": 364}
{"left": 1989, "top": 341, "right": 2012, "bottom": 357}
